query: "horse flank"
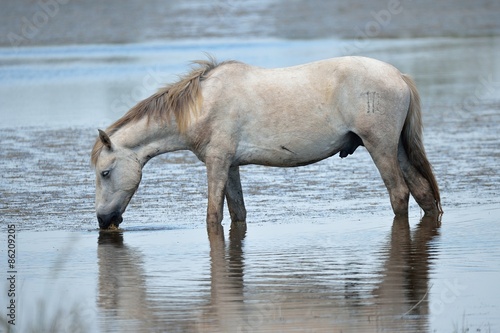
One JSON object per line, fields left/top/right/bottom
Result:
{"left": 91, "top": 57, "right": 234, "bottom": 166}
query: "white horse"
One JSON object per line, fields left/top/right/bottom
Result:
{"left": 91, "top": 56, "right": 442, "bottom": 229}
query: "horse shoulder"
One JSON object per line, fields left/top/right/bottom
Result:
{"left": 189, "top": 64, "right": 253, "bottom": 159}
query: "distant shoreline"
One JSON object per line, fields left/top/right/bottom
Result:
{"left": 1, "top": 0, "right": 499, "bottom": 48}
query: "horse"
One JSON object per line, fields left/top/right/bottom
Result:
{"left": 91, "top": 56, "right": 442, "bottom": 229}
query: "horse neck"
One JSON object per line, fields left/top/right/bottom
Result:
{"left": 112, "top": 118, "right": 188, "bottom": 165}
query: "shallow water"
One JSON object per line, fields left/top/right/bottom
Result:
{"left": 1, "top": 30, "right": 500, "bottom": 333}
{"left": 2, "top": 209, "right": 500, "bottom": 333}
{"left": 1, "top": 37, "right": 499, "bottom": 229}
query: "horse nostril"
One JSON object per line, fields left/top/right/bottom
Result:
{"left": 97, "top": 216, "right": 105, "bottom": 228}
{"left": 97, "top": 212, "right": 122, "bottom": 229}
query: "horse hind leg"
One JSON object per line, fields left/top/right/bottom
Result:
{"left": 398, "top": 141, "right": 439, "bottom": 216}
{"left": 225, "top": 166, "right": 247, "bottom": 223}
{"left": 365, "top": 142, "right": 410, "bottom": 216}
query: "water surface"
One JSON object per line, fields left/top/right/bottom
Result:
{"left": 1, "top": 33, "right": 499, "bottom": 333}
{"left": 2, "top": 208, "right": 499, "bottom": 332}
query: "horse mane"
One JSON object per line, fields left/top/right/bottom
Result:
{"left": 91, "top": 56, "right": 235, "bottom": 166}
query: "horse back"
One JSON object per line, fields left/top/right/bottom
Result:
{"left": 195, "top": 57, "right": 409, "bottom": 166}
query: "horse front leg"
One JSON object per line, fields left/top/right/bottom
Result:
{"left": 205, "top": 155, "right": 231, "bottom": 225}
{"left": 226, "top": 166, "right": 247, "bottom": 223}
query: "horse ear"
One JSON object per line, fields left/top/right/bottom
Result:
{"left": 98, "top": 129, "right": 112, "bottom": 149}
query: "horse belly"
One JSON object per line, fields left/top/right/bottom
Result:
{"left": 235, "top": 131, "right": 344, "bottom": 167}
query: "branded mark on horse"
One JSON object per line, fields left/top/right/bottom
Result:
{"left": 91, "top": 56, "right": 442, "bottom": 229}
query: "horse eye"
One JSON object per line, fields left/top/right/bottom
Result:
{"left": 101, "top": 170, "right": 110, "bottom": 178}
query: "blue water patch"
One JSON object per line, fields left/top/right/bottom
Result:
{"left": 0, "top": 38, "right": 350, "bottom": 84}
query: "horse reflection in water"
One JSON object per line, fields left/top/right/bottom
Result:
{"left": 196, "top": 223, "right": 248, "bottom": 332}
{"left": 96, "top": 217, "right": 439, "bottom": 332}
{"left": 197, "top": 218, "right": 440, "bottom": 332}
{"left": 97, "top": 232, "right": 158, "bottom": 333}
{"left": 370, "top": 216, "right": 439, "bottom": 331}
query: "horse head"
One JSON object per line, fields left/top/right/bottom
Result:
{"left": 93, "top": 130, "right": 142, "bottom": 229}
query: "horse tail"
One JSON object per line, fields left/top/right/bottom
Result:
{"left": 400, "top": 74, "right": 443, "bottom": 214}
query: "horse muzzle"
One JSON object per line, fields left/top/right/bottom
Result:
{"left": 97, "top": 211, "right": 123, "bottom": 229}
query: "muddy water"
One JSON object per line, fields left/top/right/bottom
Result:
{"left": 1, "top": 33, "right": 500, "bottom": 333}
